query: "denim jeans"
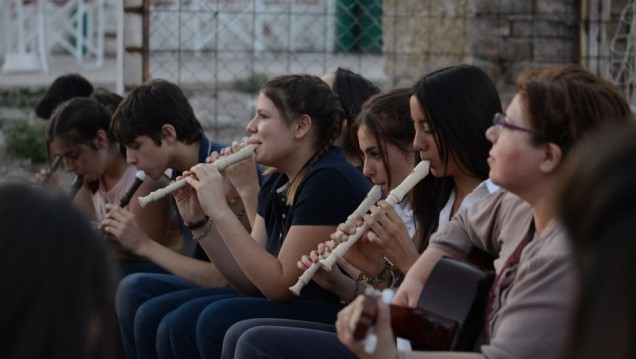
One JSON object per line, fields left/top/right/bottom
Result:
{"left": 191, "top": 297, "right": 343, "bottom": 358}
{"left": 115, "top": 273, "right": 233, "bottom": 359}
{"left": 156, "top": 292, "right": 241, "bottom": 359}
{"left": 223, "top": 318, "right": 336, "bottom": 359}
{"left": 231, "top": 319, "right": 357, "bottom": 359}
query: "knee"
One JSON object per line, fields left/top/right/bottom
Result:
{"left": 116, "top": 273, "right": 149, "bottom": 316}
{"left": 135, "top": 300, "right": 163, "bottom": 331}
{"left": 234, "top": 327, "right": 272, "bottom": 359}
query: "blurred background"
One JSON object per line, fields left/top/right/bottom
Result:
{"left": 0, "top": 0, "right": 633, "bottom": 182}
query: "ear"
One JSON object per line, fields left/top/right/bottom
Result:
{"left": 341, "top": 118, "right": 350, "bottom": 132}
{"left": 160, "top": 124, "right": 177, "bottom": 145}
{"left": 94, "top": 130, "right": 108, "bottom": 148}
{"left": 539, "top": 142, "right": 562, "bottom": 174}
{"left": 293, "top": 114, "right": 312, "bottom": 139}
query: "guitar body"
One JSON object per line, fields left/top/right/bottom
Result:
{"left": 412, "top": 257, "right": 495, "bottom": 350}
{"left": 351, "top": 256, "right": 494, "bottom": 351}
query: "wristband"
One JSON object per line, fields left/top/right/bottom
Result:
{"left": 186, "top": 215, "right": 209, "bottom": 230}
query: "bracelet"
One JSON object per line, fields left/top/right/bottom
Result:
{"left": 359, "top": 258, "right": 395, "bottom": 287}
{"left": 186, "top": 215, "right": 209, "bottom": 230}
{"left": 191, "top": 221, "right": 213, "bottom": 241}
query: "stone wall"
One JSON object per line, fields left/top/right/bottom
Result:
{"left": 382, "top": 0, "right": 580, "bottom": 104}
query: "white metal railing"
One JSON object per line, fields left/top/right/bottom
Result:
{"left": 1, "top": 0, "right": 107, "bottom": 73}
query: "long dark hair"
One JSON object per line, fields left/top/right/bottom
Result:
{"left": 412, "top": 65, "right": 501, "bottom": 243}
{"left": 0, "top": 184, "right": 120, "bottom": 359}
{"left": 332, "top": 67, "right": 381, "bottom": 160}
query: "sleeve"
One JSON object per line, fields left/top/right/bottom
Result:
{"left": 428, "top": 189, "right": 508, "bottom": 259}
{"left": 292, "top": 168, "right": 370, "bottom": 226}
{"left": 481, "top": 244, "right": 576, "bottom": 359}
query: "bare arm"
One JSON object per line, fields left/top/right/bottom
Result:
{"left": 225, "top": 157, "right": 260, "bottom": 228}
{"left": 134, "top": 239, "right": 227, "bottom": 287}
{"left": 212, "top": 142, "right": 261, "bottom": 227}
{"left": 195, "top": 209, "right": 265, "bottom": 295}
{"left": 103, "top": 176, "right": 228, "bottom": 287}
{"left": 212, "top": 203, "right": 336, "bottom": 301}
{"left": 392, "top": 247, "right": 452, "bottom": 307}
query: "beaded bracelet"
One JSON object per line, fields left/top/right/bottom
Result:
{"left": 191, "top": 221, "right": 213, "bottom": 241}
{"left": 186, "top": 215, "right": 209, "bottom": 230}
{"left": 358, "top": 258, "right": 395, "bottom": 287}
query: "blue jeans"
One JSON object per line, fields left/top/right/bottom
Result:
{"left": 185, "top": 298, "right": 343, "bottom": 358}
{"left": 119, "top": 260, "right": 168, "bottom": 277}
{"left": 231, "top": 319, "right": 356, "bottom": 359}
{"left": 156, "top": 292, "right": 241, "bottom": 359}
{"left": 115, "top": 273, "right": 233, "bottom": 359}
{"left": 223, "top": 318, "right": 336, "bottom": 359}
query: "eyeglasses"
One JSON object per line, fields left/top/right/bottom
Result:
{"left": 491, "top": 113, "right": 540, "bottom": 136}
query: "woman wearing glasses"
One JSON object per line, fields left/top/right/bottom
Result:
{"left": 336, "top": 64, "right": 634, "bottom": 359}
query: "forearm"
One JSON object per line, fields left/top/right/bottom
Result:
{"left": 326, "top": 271, "right": 367, "bottom": 303}
{"left": 195, "top": 221, "right": 260, "bottom": 295}
{"left": 344, "top": 245, "right": 386, "bottom": 277}
{"left": 136, "top": 239, "right": 227, "bottom": 287}
{"left": 388, "top": 247, "right": 420, "bottom": 275}
{"left": 237, "top": 186, "right": 259, "bottom": 228}
{"left": 210, "top": 208, "right": 290, "bottom": 299}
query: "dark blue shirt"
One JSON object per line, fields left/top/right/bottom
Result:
{"left": 257, "top": 146, "right": 372, "bottom": 302}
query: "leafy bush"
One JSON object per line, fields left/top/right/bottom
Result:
{"left": 3, "top": 119, "right": 48, "bottom": 164}
{"left": 231, "top": 73, "right": 268, "bottom": 94}
{"left": 0, "top": 88, "right": 45, "bottom": 109}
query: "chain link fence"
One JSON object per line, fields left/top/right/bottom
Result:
{"left": 146, "top": 0, "right": 633, "bottom": 144}
{"left": 148, "top": 0, "right": 387, "bottom": 143}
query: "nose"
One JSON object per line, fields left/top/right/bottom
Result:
{"left": 413, "top": 130, "right": 426, "bottom": 152}
{"left": 486, "top": 126, "right": 498, "bottom": 144}
{"left": 62, "top": 158, "right": 75, "bottom": 173}
{"left": 362, "top": 159, "right": 374, "bottom": 179}
{"left": 126, "top": 150, "right": 137, "bottom": 165}
{"left": 246, "top": 116, "right": 257, "bottom": 133}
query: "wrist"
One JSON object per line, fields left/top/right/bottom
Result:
{"left": 340, "top": 276, "right": 364, "bottom": 304}
{"left": 133, "top": 236, "right": 153, "bottom": 258}
{"left": 186, "top": 215, "right": 209, "bottom": 230}
{"left": 238, "top": 185, "right": 259, "bottom": 202}
{"left": 191, "top": 221, "right": 213, "bottom": 241}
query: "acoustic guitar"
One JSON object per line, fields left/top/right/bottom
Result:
{"left": 349, "top": 256, "right": 495, "bottom": 351}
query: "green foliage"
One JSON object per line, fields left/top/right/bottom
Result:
{"left": 0, "top": 88, "right": 45, "bottom": 109}
{"left": 231, "top": 73, "right": 268, "bottom": 94}
{"left": 3, "top": 119, "right": 48, "bottom": 164}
